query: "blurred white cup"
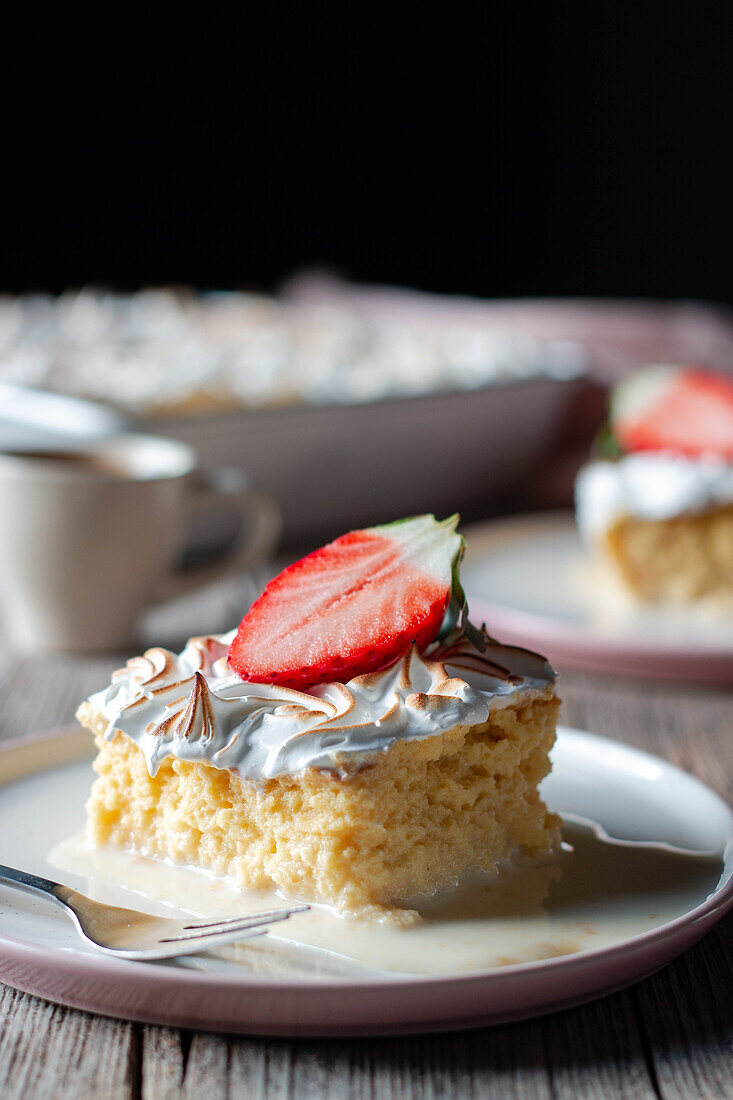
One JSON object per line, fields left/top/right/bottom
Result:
{"left": 0, "top": 434, "right": 280, "bottom": 652}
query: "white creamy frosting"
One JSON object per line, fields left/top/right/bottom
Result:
{"left": 86, "top": 631, "right": 555, "bottom": 781}
{"left": 575, "top": 454, "right": 733, "bottom": 542}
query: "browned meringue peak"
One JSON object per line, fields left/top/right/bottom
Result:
{"left": 86, "top": 630, "right": 555, "bottom": 781}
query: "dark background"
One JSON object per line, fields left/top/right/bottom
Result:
{"left": 2, "top": 6, "right": 731, "bottom": 303}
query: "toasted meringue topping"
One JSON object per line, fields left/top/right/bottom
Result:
{"left": 87, "top": 631, "right": 556, "bottom": 780}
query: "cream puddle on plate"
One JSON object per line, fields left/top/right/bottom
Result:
{"left": 48, "top": 817, "right": 723, "bottom": 977}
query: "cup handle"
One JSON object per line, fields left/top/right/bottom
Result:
{"left": 158, "top": 468, "right": 281, "bottom": 602}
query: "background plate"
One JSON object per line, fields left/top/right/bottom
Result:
{"left": 462, "top": 513, "right": 733, "bottom": 683}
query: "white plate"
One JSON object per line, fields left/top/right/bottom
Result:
{"left": 462, "top": 513, "right": 733, "bottom": 682}
{"left": 0, "top": 725, "right": 731, "bottom": 1036}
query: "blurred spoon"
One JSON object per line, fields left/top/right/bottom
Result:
{"left": 0, "top": 384, "right": 131, "bottom": 453}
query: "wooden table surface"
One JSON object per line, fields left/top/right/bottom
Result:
{"left": 0, "top": 577, "right": 731, "bottom": 1100}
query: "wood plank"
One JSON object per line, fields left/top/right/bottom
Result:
{"left": 635, "top": 921, "right": 733, "bottom": 1100}
{"left": 541, "top": 990, "right": 658, "bottom": 1099}
{"left": 179, "top": 1033, "right": 229, "bottom": 1099}
{"left": 0, "top": 985, "right": 137, "bottom": 1100}
{"left": 0, "top": 654, "right": 119, "bottom": 743}
{"left": 141, "top": 1027, "right": 185, "bottom": 1100}
{"left": 177, "top": 1026, "right": 554, "bottom": 1100}
{"left": 374, "top": 1025, "right": 552, "bottom": 1099}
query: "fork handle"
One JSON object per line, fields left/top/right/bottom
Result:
{"left": 0, "top": 863, "right": 71, "bottom": 909}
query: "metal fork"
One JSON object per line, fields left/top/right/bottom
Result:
{"left": 0, "top": 863, "right": 309, "bottom": 960}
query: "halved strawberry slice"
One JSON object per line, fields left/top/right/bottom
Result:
{"left": 229, "top": 514, "right": 469, "bottom": 689}
{"left": 611, "top": 365, "right": 733, "bottom": 459}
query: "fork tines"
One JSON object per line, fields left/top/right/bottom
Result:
{"left": 160, "top": 903, "right": 309, "bottom": 944}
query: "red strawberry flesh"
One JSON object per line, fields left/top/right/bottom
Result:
{"left": 228, "top": 514, "right": 462, "bottom": 689}
{"left": 613, "top": 367, "right": 733, "bottom": 460}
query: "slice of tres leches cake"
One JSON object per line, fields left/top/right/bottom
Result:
{"left": 78, "top": 514, "right": 560, "bottom": 918}
{"left": 576, "top": 366, "right": 733, "bottom": 606}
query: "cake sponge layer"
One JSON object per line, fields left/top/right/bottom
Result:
{"left": 80, "top": 696, "right": 560, "bottom": 915}
{"left": 603, "top": 504, "right": 733, "bottom": 603}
